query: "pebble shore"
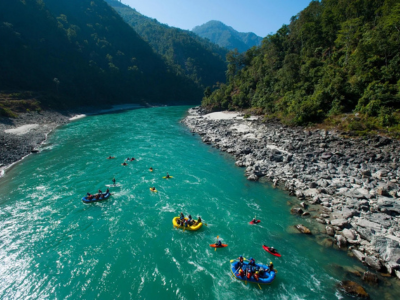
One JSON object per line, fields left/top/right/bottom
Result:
{"left": 183, "top": 106, "right": 400, "bottom": 278}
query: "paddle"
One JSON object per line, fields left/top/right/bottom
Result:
{"left": 258, "top": 283, "right": 262, "bottom": 290}
{"left": 231, "top": 265, "right": 242, "bottom": 278}
{"left": 230, "top": 257, "right": 248, "bottom": 263}
{"left": 215, "top": 235, "right": 219, "bottom": 251}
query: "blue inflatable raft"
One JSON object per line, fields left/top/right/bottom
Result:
{"left": 82, "top": 192, "right": 111, "bottom": 203}
{"left": 231, "top": 261, "right": 276, "bottom": 285}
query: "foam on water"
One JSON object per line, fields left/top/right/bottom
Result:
{"left": 0, "top": 107, "right": 399, "bottom": 299}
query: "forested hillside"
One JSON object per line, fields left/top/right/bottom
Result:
{"left": 192, "top": 20, "right": 263, "bottom": 53}
{"left": 104, "top": 0, "right": 228, "bottom": 89}
{"left": 203, "top": 0, "right": 400, "bottom": 136}
{"left": 0, "top": 0, "right": 202, "bottom": 110}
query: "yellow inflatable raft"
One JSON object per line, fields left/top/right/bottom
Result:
{"left": 172, "top": 217, "right": 202, "bottom": 231}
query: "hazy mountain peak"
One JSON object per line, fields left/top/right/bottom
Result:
{"left": 192, "top": 20, "right": 263, "bottom": 52}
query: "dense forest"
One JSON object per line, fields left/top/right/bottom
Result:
{"left": 192, "top": 20, "right": 263, "bottom": 53}
{"left": 0, "top": 0, "right": 203, "bottom": 112}
{"left": 104, "top": 0, "right": 228, "bottom": 90}
{"left": 203, "top": 0, "right": 400, "bottom": 136}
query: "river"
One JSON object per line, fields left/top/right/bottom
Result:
{"left": 0, "top": 106, "right": 398, "bottom": 299}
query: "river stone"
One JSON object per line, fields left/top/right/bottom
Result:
{"left": 326, "top": 226, "right": 335, "bottom": 236}
{"left": 247, "top": 174, "right": 259, "bottom": 181}
{"left": 371, "top": 235, "right": 400, "bottom": 264}
{"left": 362, "top": 271, "right": 378, "bottom": 285}
{"left": 342, "top": 229, "right": 356, "bottom": 241}
{"left": 335, "top": 234, "right": 347, "bottom": 248}
{"left": 316, "top": 218, "right": 326, "bottom": 224}
{"left": 364, "top": 255, "right": 382, "bottom": 271}
{"left": 302, "top": 212, "right": 310, "bottom": 217}
{"left": 364, "top": 213, "right": 392, "bottom": 228}
{"left": 352, "top": 249, "right": 366, "bottom": 263}
{"left": 290, "top": 207, "right": 304, "bottom": 215}
{"left": 295, "top": 224, "right": 311, "bottom": 234}
{"left": 377, "top": 197, "right": 400, "bottom": 214}
{"left": 330, "top": 218, "right": 348, "bottom": 228}
{"left": 338, "top": 281, "right": 369, "bottom": 298}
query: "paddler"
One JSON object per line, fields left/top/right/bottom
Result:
{"left": 268, "top": 262, "right": 274, "bottom": 272}
{"left": 149, "top": 167, "right": 153, "bottom": 172}
{"left": 112, "top": 178, "right": 116, "bottom": 185}
{"left": 188, "top": 215, "right": 193, "bottom": 225}
{"left": 249, "top": 257, "right": 255, "bottom": 266}
{"left": 166, "top": 173, "right": 170, "bottom": 179}
{"left": 215, "top": 239, "right": 222, "bottom": 247}
{"left": 180, "top": 212, "right": 185, "bottom": 221}
{"left": 238, "top": 268, "right": 245, "bottom": 277}
{"left": 254, "top": 271, "right": 260, "bottom": 281}
{"left": 122, "top": 162, "right": 128, "bottom": 166}
{"left": 269, "top": 246, "right": 277, "bottom": 253}
{"left": 238, "top": 255, "right": 244, "bottom": 264}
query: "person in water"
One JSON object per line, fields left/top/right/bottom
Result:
{"left": 122, "top": 162, "right": 127, "bottom": 166}
{"left": 112, "top": 178, "right": 116, "bottom": 185}
{"left": 131, "top": 158, "right": 135, "bottom": 161}
{"left": 149, "top": 167, "right": 153, "bottom": 172}
{"left": 249, "top": 257, "right": 255, "bottom": 266}
{"left": 108, "top": 156, "right": 113, "bottom": 159}
{"left": 151, "top": 187, "right": 156, "bottom": 191}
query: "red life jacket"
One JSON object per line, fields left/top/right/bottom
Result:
{"left": 246, "top": 272, "right": 251, "bottom": 279}
{"left": 238, "top": 269, "right": 244, "bottom": 276}
{"left": 254, "top": 274, "right": 259, "bottom": 281}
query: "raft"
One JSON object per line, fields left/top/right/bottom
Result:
{"left": 172, "top": 217, "right": 202, "bottom": 231}
{"left": 82, "top": 192, "right": 111, "bottom": 203}
{"left": 230, "top": 261, "right": 276, "bottom": 285}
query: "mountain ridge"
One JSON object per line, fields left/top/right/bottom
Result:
{"left": 192, "top": 20, "right": 263, "bottom": 52}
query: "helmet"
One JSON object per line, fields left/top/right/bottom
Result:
{"left": 270, "top": 262, "right": 273, "bottom": 265}
{"left": 189, "top": 215, "right": 192, "bottom": 218}
{"left": 256, "top": 271, "right": 259, "bottom": 274}
{"left": 250, "top": 257, "right": 253, "bottom": 260}
{"left": 239, "top": 256, "right": 243, "bottom": 258}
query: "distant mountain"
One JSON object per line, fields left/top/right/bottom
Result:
{"left": 105, "top": 0, "right": 228, "bottom": 89}
{"left": 0, "top": 0, "right": 202, "bottom": 109}
{"left": 192, "top": 21, "right": 263, "bottom": 53}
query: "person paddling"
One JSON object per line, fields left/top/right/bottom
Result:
{"left": 112, "top": 178, "right": 116, "bottom": 186}
{"left": 166, "top": 173, "right": 170, "bottom": 179}
{"left": 149, "top": 167, "right": 153, "bottom": 172}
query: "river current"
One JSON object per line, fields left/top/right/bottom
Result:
{"left": 0, "top": 107, "right": 399, "bottom": 299}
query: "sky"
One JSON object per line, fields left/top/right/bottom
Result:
{"left": 120, "top": 0, "right": 312, "bottom": 37}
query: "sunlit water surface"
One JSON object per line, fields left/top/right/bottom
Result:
{"left": 0, "top": 107, "right": 399, "bottom": 299}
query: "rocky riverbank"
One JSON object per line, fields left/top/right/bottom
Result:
{"left": 0, "top": 104, "right": 145, "bottom": 173}
{"left": 183, "top": 106, "right": 400, "bottom": 278}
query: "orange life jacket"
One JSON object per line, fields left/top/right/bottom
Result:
{"left": 254, "top": 274, "right": 259, "bottom": 281}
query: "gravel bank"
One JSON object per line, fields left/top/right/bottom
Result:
{"left": 0, "top": 104, "right": 145, "bottom": 173}
{"left": 183, "top": 107, "right": 400, "bottom": 278}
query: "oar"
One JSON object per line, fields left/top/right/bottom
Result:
{"left": 215, "top": 235, "right": 219, "bottom": 251}
{"left": 231, "top": 265, "right": 241, "bottom": 278}
{"left": 230, "top": 257, "right": 248, "bottom": 263}
{"left": 258, "top": 283, "right": 262, "bottom": 290}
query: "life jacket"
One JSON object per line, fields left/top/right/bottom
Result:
{"left": 254, "top": 273, "right": 259, "bottom": 281}
{"left": 238, "top": 269, "right": 244, "bottom": 276}
{"left": 246, "top": 272, "right": 251, "bottom": 279}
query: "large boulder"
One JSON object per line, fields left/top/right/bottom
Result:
{"left": 335, "top": 234, "right": 347, "bottom": 248}
{"left": 364, "top": 256, "right": 382, "bottom": 271}
{"left": 377, "top": 197, "right": 400, "bottom": 215}
{"left": 371, "top": 235, "right": 400, "bottom": 265}
{"left": 330, "top": 218, "right": 348, "bottom": 229}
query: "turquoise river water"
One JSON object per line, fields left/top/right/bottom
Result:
{"left": 0, "top": 107, "right": 399, "bottom": 299}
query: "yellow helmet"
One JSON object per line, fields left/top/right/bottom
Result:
{"left": 270, "top": 262, "right": 273, "bottom": 265}
{"left": 256, "top": 271, "right": 259, "bottom": 274}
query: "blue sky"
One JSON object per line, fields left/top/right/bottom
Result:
{"left": 120, "top": 0, "right": 312, "bottom": 37}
